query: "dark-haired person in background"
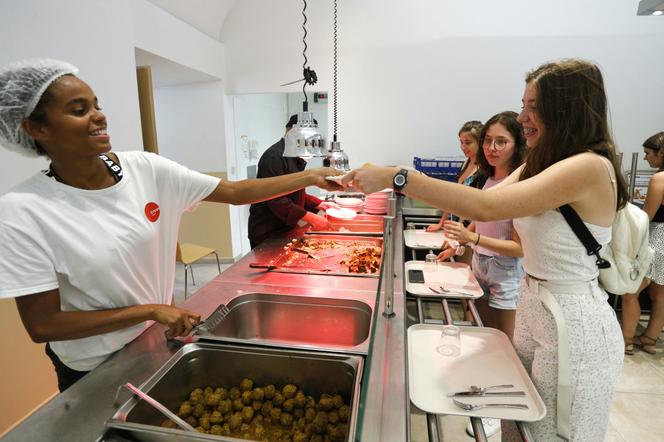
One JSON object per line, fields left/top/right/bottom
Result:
{"left": 248, "top": 114, "right": 338, "bottom": 248}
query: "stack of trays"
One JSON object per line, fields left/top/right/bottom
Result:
{"left": 363, "top": 189, "right": 391, "bottom": 214}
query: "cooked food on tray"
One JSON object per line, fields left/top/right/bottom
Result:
{"left": 160, "top": 378, "right": 350, "bottom": 441}
{"left": 280, "top": 238, "right": 382, "bottom": 274}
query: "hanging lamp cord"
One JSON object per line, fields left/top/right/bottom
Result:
{"left": 332, "top": 0, "right": 338, "bottom": 142}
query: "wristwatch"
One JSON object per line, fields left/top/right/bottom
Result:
{"left": 392, "top": 168, "right": 409, "bottom": 193}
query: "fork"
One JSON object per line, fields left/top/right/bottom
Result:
{"left": 452, "top": 398, "right": 529, "bottom": 411}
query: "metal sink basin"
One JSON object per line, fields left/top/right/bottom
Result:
{"left": 197, "top": 293, "right": 374, "bottom": 354}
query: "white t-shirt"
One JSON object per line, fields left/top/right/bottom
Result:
{"left": 0, "top": 151, "right": 220, "bottom": 370}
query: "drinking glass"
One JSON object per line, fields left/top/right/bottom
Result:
{"left": 424, "top": 250, "right": 438, "bottom": 272}
{"left": 436, "top": 325, "right": 461, "bottom": 357}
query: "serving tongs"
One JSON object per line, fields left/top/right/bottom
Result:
{"left": 114, "top": 382, "right": 195, "bottom": 432}
{"left": 164, "top": 304, "right": 230, "bottom": 345}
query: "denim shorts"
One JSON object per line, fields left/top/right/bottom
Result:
{"left": 471, "top": 253, "right": 523, "bottom": 310}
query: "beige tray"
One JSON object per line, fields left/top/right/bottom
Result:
{"left": 404, "top": 261, "right": 483, "bottom": 299}
{"left": 407, "top": 324, "right": 546, "bottom": 421}
{"left": 403, "top": 229, "right": 447, "bottom": 250}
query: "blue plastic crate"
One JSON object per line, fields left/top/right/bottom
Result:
{"left": 413, "top": 157, "right": 464, "bottom": 182}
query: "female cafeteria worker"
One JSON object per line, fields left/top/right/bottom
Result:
{"left": 0, "top": 59, "right": 342, "bottom": 392}
{"left": 342, "top": 59, "right": 627, "bottom": 441}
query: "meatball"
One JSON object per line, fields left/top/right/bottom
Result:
{"left": 189, "top": 388, "right": 204, "bottom": 405}
{"left": 293, "top": 431, "right": 308, "bottom": 442}
{"left": 184, "top": 416, "right": 198, "bottom": 427}
{"left": 253, "top": 423, "right": 267, "bottom": 439}
{"left": 293, "top": 391, "right": 306, "bottom": 408}
{"left": 279, "top": 412, "right": 294, "bottom": 428}
{"left": 198, "top": 415, "right": 211, "bottom": 430}
{"left": 328, "top": 410, "right": 339, "bottom": 424}
{"left": 239, "top": 378, "right": 254, "bottom": 392}
{"left": 282, "top": 384, "right": 297, "bottom": 399}
{"left": 193, "top": 403, "right": 206, "bottom": 418}
{"left": 269, "top": 407, "right": 282, "bottom": 421}
{"left": 282, "top": 398, "right": 295, "bottom": 412}
{"left": 230, "top": 387, "right": 241, "bottom": 400}
{"left": 311, "top": 411, "right": 328, "bottom": 434}
{"left": 305, "top": 396, "right": 316, "bottom": 409}
{"left": 252, "top": 400, "right": 263, "bottom": 411}
{"left": 177, "top": 401, "right": 193, "bottom": 418}
{"left": 328, "top": 425, "right": 345, "bottom": 442}
{"left": 332, "top": 394, "right": 344, "bottom": 409}
{"left": 305, "top": 407, "right": 316, "bottom": 423}
{"left": 217, "top": 398, "right": 232, "bottom": 414}
{"left": 209, "top": 424, "right": 223, "bottom": 435}
{"left": 264, "top": 384, "right": 276, "bottom": 400}
{"left": 203, "top": 386, "right": 214, "bottom": 396}
{"left": 232, "top": 398, "right": 244, "bottom": 411}
{"left": 338, "top": 405, "right": 349, "bottom": 422}
{"left": 228, "top": 412, "right": 243, "bottom": 430}
{"left": 293, "top": 408, "right": 304, "bottom": 419}
{"left": 261, "top": 401, "right": 273, "bottom": 417}
{"left": 241, "top": 390, "right": 253, "bottom": 405}
{"left": 252, "top": 387, "right": 265, "bottom": 401}
{"left": 241, "top": 406, "right": 255, "bottom": 423}
{"left": 160, "top": 419, "right": 176, "bottom": 429}
{"left": 215, "top": 387, "right": 228, "bottom": 400}
{"left": 206, "top": 392, "right": 221, "bottom": 407}
{"left": 209, "top": 410, "right": 223, "bottom": 425}
{"left": 273, "top": 392, "right": 285, "bottom": 407}
{"left": 317, "top": 396, "right": 334, "bottom": 411}
{"left": 251, "top": 414, "right": 264, "bottom": 425}
{"left": 310, "top": 435, "right": 323, "bottom": 442}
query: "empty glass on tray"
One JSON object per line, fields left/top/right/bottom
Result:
{"left": 425, "top": 250, "right": 438, "bottom": 272}
{"left": 436, "top": 325, "right": 461, "bottom": 357}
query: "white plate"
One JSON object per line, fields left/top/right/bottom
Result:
{"left": 335, "top": 197, "right": 364, "bottom": 207}
{"left": 326, "top": 207, "right": 357, "bottom": 220}
{"left": 408, "top": 324, "right": 546, "bottom": 421}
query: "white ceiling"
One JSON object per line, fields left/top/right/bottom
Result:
{"left": 145, "top": 0, "right": 237, "bottom": 41}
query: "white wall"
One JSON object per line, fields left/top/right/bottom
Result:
{"left": 153, "top": 81, "right": 227, "bottom": 171}
{"left": 221, "top": 0, "right": 664, "bottom": 170}
{"left": 0, "top": 0, "right": 142, "bottom": 192}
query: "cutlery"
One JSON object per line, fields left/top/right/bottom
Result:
{"left": 448, "top": 391, "right": 526, "bottom": 397}
{"left": 452, "top": 399, "right": 529, "bottom": 411}
{"left": 447, "top": 383, "right": 516, "bottom": 396}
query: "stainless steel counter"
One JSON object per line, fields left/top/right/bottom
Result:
{"left": 4, "top": 205, "right": 409, "bottom": 442}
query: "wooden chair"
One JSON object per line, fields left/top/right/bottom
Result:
{"left": 176, "top": 242, "right": 221, "bottom": 298}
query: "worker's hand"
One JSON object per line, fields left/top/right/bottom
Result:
{"left": 153, "top": 305, "right": 201, "bottom": 338}
{"left": 309, "top": 167, "right": 344, "bottom": 192}
{"left": 317, "top": 201, "right": 340, "bottom": 211}
{"left": 341, "top": 164, "right": 396, "bottom": 194}
{"left": 443, "top": 220, "right": 473, "bottom": 244}
{"left": 303, "top": 211, "right": 332, "bottom": 231}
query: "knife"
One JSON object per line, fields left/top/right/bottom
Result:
{"left": 447, "top": 390, "right": 526, "bottom": 397}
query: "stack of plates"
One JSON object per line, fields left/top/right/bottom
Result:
{"left": 335, "top": 196, "right": 364, "bottom": 212}
{"left": 326, "top": 207, "right": 358, "bottom": 221}
{"left": 363, "top": 189, "right": 391, "bottom": 215}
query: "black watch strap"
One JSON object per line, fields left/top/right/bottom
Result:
{"left": 393, "top": 168, "right": 409, "bottom": 193}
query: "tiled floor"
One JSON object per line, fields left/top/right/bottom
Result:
{"left": 176, "top": 265, "right": 664, "bottom": 442}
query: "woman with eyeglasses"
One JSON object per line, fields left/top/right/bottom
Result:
{"left": 343, "top": 59, "right": 627, "bottom": 441}
{"left": 440, "top": 111, "right": 527, "bottom": 342}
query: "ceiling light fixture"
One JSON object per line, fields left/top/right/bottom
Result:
{"left": 325, "top": 0, "right": 350, "bottom": 171}
{"left": 282, "top": 0, "right": 325, "bottom": 158}
{"left": 653, "top": 10, "right": 664, "bottom": 15}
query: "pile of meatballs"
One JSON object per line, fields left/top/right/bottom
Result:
{"left": 160, "top": 378, "right": 350, "bottom": 441}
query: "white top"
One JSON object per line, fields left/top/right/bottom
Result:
{"left": 474, "top": 177, "right": 513, "bottom": 257}
{"left": 513, "top": 210, "right": 611, "bottom": 282}
{"left": 0, "top": 151, "right": 220, "bottom": 370}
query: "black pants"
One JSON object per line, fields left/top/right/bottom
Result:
{"left": 45, "top": 344, "right": 90, "bottom": 392}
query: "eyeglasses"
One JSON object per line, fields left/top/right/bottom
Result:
{"left": 482, "top": 138, "right": 513, "bottom": 151}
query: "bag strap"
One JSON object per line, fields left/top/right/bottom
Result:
{"left": 559, "top": 204, "right": 611, "bottom": 269}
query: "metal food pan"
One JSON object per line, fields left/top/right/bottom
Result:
{"left": 307, "top": 217, "right": 385, "bottom": 236}
{"left": 195, "top": 293, "right": 373, "bottom": 354}
{"left": 105, "top": 343, "right": 363, "bottom": 442}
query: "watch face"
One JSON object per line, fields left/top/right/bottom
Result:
{"left": 394, "top": 174, "right": 406, "bottom": 186}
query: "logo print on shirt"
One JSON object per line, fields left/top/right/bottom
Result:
{"left": 144, "top": 202, "right": 160, "bottom": 222}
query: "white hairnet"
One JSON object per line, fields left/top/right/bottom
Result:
{"left": 0, "top": 59, "right": 79, "bottom": 157}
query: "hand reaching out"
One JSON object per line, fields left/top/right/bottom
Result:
{"left": 443, "top": 220, "right": 473, "bottom": 244}
{"left": 153, "top": 305, "right": 201, "bottom": 338}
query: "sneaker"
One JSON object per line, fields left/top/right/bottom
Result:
{"left": 466, "top": 418, "right": 501, "bottom": 437}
